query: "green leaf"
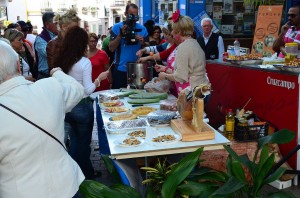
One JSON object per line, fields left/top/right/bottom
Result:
{"left": 239, "top": 154, "right": 255, "bottom": 174}
{"left": 79, "top": 180, "right": 105, "bottom": 198}
{"left": 146, "top": 186, "right": 159, "bottom": 198}
{"left": 161, "top": 147, "right": 204, "bottom": 198}
{"left": 110, "top": 184, "right": 142, "bottom": 198}
{"left": 258, "top": 129, "right": 295, "bottom": 150}
{"left": 264, "top": 167, "right": 286, "bottom": 185}
{"left": 254, "top": 145, "right": 270, "bottom": 178}
{"left": 226, "top": 156, "right": 233, "bottom": 176}
{"left": 189, "top": 166, "right": 214, "bottom": 176}
{"left": 101, "top": 155, "right": 122, "bottom": 183}
{"left": 213, "top": 176, "right": 246, "bottom": 195}
{"left": 253, "top": 153, "right": 276, "bottom": 195}
{"left": 231, "top": 160, "right": 246, "bottom": 183}
{"left": 192, "top": 171, "right": 227, "bottom": 183}
{"left": 177, "top": 181, "right": 218, "bottom": 196}
{"left": 267, "top": 190, "right": 297, "bottom": 198}
{"left": 223, "top": 145, "right": 241, "bottom": 164}
{"left": 79, "top": 180, "right": 117, "bottom": 198}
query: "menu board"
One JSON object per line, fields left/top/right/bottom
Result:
{"left": 251, "top": 5, "right": 283, "bottom": 57}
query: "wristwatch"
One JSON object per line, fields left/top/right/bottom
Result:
{"left": 164, "top": 74, "right": 168, "bottom": 81}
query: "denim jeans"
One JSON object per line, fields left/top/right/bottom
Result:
{"left": 65, "top": 101, "right": 95, "bottom": 179}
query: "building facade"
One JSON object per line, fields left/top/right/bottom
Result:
{"left": 1, "top": 0, "right": 137, "bottom": 36}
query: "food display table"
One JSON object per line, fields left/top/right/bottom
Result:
{"left": 205, "top": 60, "right": 300, "bottom": 170}
{"left": 92, "top": 90, "right": 231, "bottom": 160}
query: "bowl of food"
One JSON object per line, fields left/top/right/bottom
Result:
{"left": 227, "top": 54, "right": 263, "bottom": 65}
{"left": 274, "top": 59, "right": 300, "bottom": 73}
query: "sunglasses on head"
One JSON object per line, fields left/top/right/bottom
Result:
{"left": 288, "top": 14, "right": 298, "bottom": 18}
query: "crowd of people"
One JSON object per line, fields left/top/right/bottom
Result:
{"left": 2, "top": 1, "right": 271, "bottom": 197}
{"left": 2, "top": 2, "right": 300, "bottom": 196}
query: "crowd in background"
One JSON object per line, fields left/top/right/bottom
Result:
{"left": 0, "top": 2, "right": 224, "bottom": 197}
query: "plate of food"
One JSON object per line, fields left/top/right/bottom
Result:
{"left": 132, "top": 106, "right": 156, "bottom": 116}
{"left": 227, "top": 54, "right": 263, "bottom": 65}
{"left": 103, "top": 107, "right": 130, "bottom": 115}
{"left": 114, "top": 137, "right": 144, "bottom": 147}
{"left": 273, "top": 61, "right": 300, "bottom": 73}
{"left": 150, "top": 134, "right": 181, "bottom": 145}
{"left": 127, "top": 129, "right": 146, "bottom": 139}
{"left": 101, "top": 100, "right": 124, "bottom": 108}
{"left": 110, "top": 113, "right": 138, "bottom": 121}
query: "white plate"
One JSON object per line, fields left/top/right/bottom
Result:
{"left": 103, "top": 108, "right": 130, "bottom": 116}
{"left": 149, "top": 134, "right": 181, "bottom": 145}
{"left": 114, "top": 138, "right": 144, "bottom": 147}
{"left": 100, "top": 101, "right": 124, "bottom": 108}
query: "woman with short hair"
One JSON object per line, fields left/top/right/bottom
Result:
{"left": 158, "top": 12, "right": 210, "bottom": 100}
{"left": 3, "top": 28, "right": 35, "bottom": 82}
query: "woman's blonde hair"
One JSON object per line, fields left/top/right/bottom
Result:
{"left": 3, "top": 29, "right": 24, "bottom": 42}
{"left": 54, "top": 8, "right": 80, "bottom": 30}
{"left": 172, "top": 15, "right": 194, "bottom": 37}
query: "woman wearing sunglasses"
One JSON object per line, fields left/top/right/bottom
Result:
{"left": 273, "top": 5, "right": 300, "bottom": 58}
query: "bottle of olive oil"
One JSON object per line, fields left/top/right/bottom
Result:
{"left": 225, "top": 109, "right": 235, "bottom": 140}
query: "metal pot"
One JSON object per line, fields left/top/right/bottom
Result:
{"left": 127, "top": 62, "right": 153, "bottom": 89}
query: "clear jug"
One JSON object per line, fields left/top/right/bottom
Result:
{"left": 285, "top": 42, "right": 298, "bottom": 64}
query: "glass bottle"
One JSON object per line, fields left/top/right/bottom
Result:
{"left": 225, "top": 109, "right": 235, "bottom": 140}
{"left": 233, "top": 39, "right": 240, "bottom": 56}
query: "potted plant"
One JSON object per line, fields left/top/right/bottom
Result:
{"left": 213, "top": 128, "right": 296, "bottom": 198}
{"left": 79, "top": 129, "right": 297, "bottom": 197}
{"left": 142, "top": 129, "right": 297, "bottom": 198}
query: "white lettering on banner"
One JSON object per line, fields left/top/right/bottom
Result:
{"left": 267, "top": 76, "right": 295, "bottom": 90}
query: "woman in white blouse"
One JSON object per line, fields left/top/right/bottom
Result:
{"left": 53, "top": 26, "right": 109, "bottom": 179}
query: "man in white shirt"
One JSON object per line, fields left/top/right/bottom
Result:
{"left": 197, "top": 17, "right": 225, "bottom": 60}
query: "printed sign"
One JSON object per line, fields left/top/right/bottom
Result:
{"left": 251, "top": 5, "right": 283, "bottom": 57}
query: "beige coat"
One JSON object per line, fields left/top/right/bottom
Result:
{"left": 173, "top": 38, "right": 210, "bottom": 89}
{"left": 0, "top": 71, "right": 85, "bottom": 198}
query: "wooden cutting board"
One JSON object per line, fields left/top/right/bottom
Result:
{"left": 171, "top": 119, "right": 215, "bottom": 142}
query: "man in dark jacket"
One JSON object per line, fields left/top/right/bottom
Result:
{"left": 34, "top": 12, "right": 58, "bottom": 79}
{"left": 197, "top": 18, "right": 224, "bottom": 60}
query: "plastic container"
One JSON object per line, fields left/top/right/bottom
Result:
{"left": 234, "top": 39, "right": 240, "bottom": 56}
{"left": 225, "top": 109, "right": 235, "bottom": 140}
{"left": 285, "top": 42, "right": 298, "bottom": 64}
